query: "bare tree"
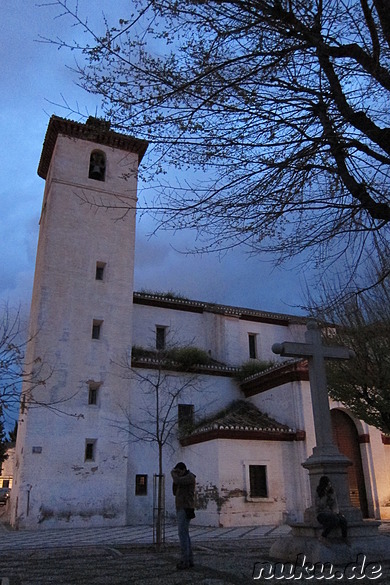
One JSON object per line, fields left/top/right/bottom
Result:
{"left": 114, "top": 345, "right": 205, "bottom": 547}
{"left": 0, "top": 304, "right": 47, "bottom": 418}
{"left": 42, "top": 0, "right": 390, "bottom": 300}
{"left": 0, "top": 303, "right": 79, "bottom": 423}
{"left": 0, "top": 410, "right": 8, "bottom": 471}
{"left": 313, "top": 276, "right": 390, "bottom": 434}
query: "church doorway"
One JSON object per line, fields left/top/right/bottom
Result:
{"left": 331, "top": 409, "right": 369, "bottom": 518}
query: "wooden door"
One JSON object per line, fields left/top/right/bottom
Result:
{"left": 331, "top": 409, "right": 369, "bottom": 517}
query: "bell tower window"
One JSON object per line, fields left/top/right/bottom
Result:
{"left": 89, "top": 150, "right": 106, "bottom": 181}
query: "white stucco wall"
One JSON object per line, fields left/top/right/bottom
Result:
{"left": 132, "top": 302, "right": 306, "bottom": 367}
{"left": 358, "top": 424, "right": 390, "bottom": 519}
{"left": 11, "top": 133, "right": 140, "bottom": 529}
{"left": 122, "top": 367, "right": 242, "bottom": 525}
{"left": 175, "top": 437, "right": 308, "bottom": 527}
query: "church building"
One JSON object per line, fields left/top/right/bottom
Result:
{"left": 10, "top": 116, "right": 390, "bottom": 530}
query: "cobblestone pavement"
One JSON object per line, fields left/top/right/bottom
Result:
{"left": 0, "top": 506, "right": 389, "bottom": 585}
{"left": 0, "top": 537, "right": 390, "bottom": 585}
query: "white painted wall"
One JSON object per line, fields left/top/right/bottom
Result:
{"left": 11, "top": 133, "right": 139, "bottom": 529}
{"left": 132, "top": 302, "right": 305, "bottom": 367}
{"left": 170, "top": 437, "right": 307, "bottom": 527}
{"left": 121, "top": 367, "right": 242, "bottom": 525}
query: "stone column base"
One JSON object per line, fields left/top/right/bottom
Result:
{"left": 269, "top": 520, "right": 389, "bottom": 564}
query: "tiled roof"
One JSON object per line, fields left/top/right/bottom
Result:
{"left": 180, "top": 400, "right": 305, "bottom": 446}
{"left": 133, "top": 291, "right": 308, "bottom": 325}
{"left": 132, "top": 355, "right": 239, "bottom": 376}
{"left": 192, "top": 400, "right": 293, "bottom": 433}
{"left": 240, "top": 359, "right": 309, "bottom": 396}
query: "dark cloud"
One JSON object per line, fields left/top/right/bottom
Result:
{"left": 134, "top": 222, "right": 306, "bottom": 314}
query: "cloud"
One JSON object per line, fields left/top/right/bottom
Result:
{"left": 1, "top": 1, "right": 308, "bottom": 317}
{"left": 134, "top": 221, "right": 306, "bottom": 314}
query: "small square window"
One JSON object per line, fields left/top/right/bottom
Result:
{"left": 249, "top": 465, "right": 268, "bottom": 498}
{"left": 95, "top": 262, "right": 106, "bottom": 281}
{"left": 135, "top": 474, "right": 148, "bottom": 496}
{"left": 85, "top": 439, "right": 96, "bottom": 461}
{"left": 156, "top": 326, "right": 167, "bottom": 350}
{"left": 88, "top": 382, "right": 100, "bottom": 405}
{"left": 92, "top": 320, "right": 103, "bottom": 340}
{"left": 248, "top": 333, "right": 257, "bottom": 359}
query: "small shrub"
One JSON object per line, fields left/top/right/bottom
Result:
{"left": 131, "top": 346, "right": 156, "bottom": 360}
{"left": 167, "top": 347, "right": 212, "bottom": 369}
{"left": 131, "top": 345, "right": 213, "bottom": 370}
{"left": 139, "top": 289, "right": 189, "bottom": 300}
{"left": 236, "top": 360, "right": 275, "bottom": 381}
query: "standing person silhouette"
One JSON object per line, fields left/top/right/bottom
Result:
{"left": 171, "top": 462, "right": 196, "bottom": 570}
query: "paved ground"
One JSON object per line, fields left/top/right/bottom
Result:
{"left": 0, "top": 505, "right": 389, "bottom": 584}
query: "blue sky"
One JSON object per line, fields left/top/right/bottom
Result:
{"left": 1, "top": 1, "right": 307, "bottom": 316}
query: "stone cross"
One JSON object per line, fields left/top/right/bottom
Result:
{"left": 269, "top": 328, "right": 385, "bottom": 551}
{"left": 272, "top": 320, "right": 355, "bottom": 455}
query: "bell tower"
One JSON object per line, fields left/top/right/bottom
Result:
{"left": 11, "top": 116, "right": 148, "bottom": 529}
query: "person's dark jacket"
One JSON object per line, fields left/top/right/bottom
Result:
{"left": 171, "top": 469, "right": 196, "bottom": 510}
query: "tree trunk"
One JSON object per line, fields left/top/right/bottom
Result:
{"left": 155, "top": 443, "right": 165, "bottom": 549}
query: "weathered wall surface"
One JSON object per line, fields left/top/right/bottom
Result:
{"left": 11, "top": 133, "right": 139, "bottom": 529}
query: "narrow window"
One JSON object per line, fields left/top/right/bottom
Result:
{"left": 88, "top": 382, "right": 100, "bottom": 406}
{"left": 248, "top": 333, "right": 257, "bottom": 359}
{"left": 178, "top": 404, "right": 194, "bottom": 432}
{"left": 156, "top": 326, "right": 166, "bottom": 350}
{"left": 95, "top": 261, "right": 106, "bottom": 281}
{"left": 249, "top": 465, "right": 268, "bottom": 498}
{"left": 85, "top": 439, "right": 96, "bottom": 461}
{"left": 92, "top": 320, "right": 103, "bottom": 340}
{"left": 135, "top": 474, "right": 148, "bottom": 496}
{"left": 89, "top": 150, "right": 106, "bottom": 181}
{"left": 20, "top": 394, "right": 26, "bottom": 414}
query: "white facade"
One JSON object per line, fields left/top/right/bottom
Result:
{"left": 10, "top": 117, "right": 390, "bottom": 530}
{"left": 0, "top": 445, "right": 15, "bottom": 488}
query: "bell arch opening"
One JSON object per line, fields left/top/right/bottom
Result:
{"left": 89, "top": 150, "right": 106, "bottom": 181}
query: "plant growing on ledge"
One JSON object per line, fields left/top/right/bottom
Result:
{"left": 132, "top": 345, "right": 216, "bottom": 371}
{"left": 166, "top": 347, "right": 213, "bottom": 370}
{"left": 138, "top": 290, "right": 189, "bottom": 301}
{"left": 235, "top": 360, "right": 275, "bottom": 382}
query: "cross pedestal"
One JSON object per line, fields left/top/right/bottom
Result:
{"left": 272, "top": 320, "right": 360, "bottom": 524}
{"left": 269, "top": 320, "right": 388, "bottom": 563}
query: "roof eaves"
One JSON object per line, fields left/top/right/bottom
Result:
{"left": 184, "top": 400, "right": 299, "bottom": 439}
{"left": 38, "top": 115, "right": 148, "bottom": 179}
{"left": 131, "top": 356, "right": 239, "bottom": 377}
{"left": 240, "top": 359, "right": 309, "bottom": 397}
{"left": 180, "top": 428, "right": 306, "bottom": 446}
{"left": 133, "top": 291, "right": 308, "bottom": 325}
